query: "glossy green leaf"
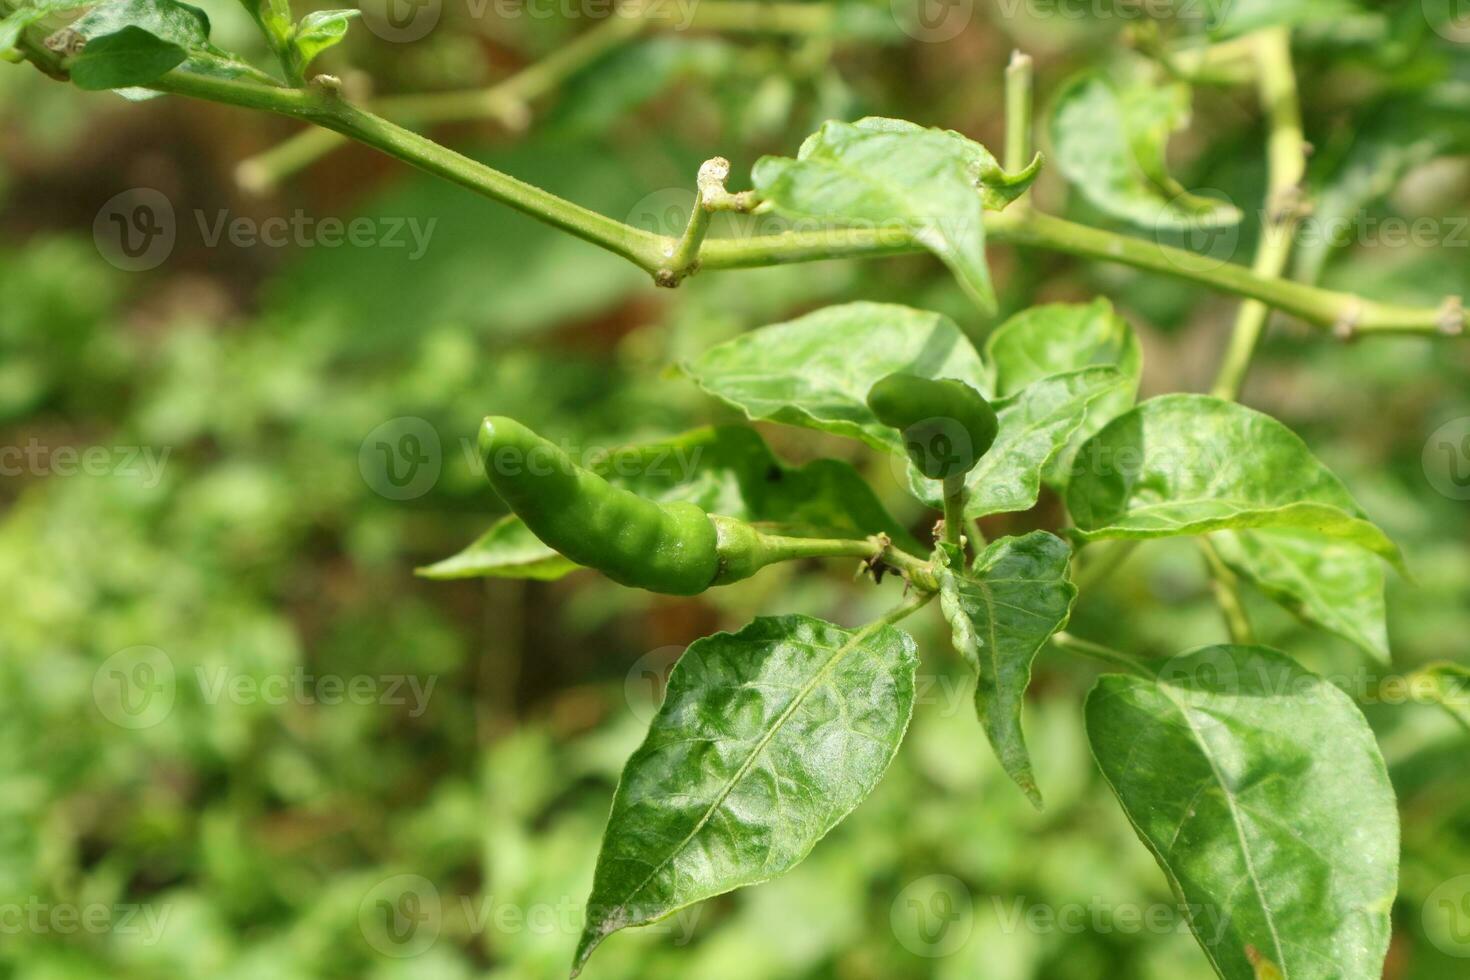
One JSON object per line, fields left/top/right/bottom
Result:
{"left": 984, "top": 298, "right": 1142, "bottom": 487}
{"left": 753, "top": 119, "right": 999, "bottom": 311}
{"left": 58, "top": 0, "right": 209, "bottom": 47}
{"left": 48, "top": 0, "right": 210, "bottom": 91}
{"left": 938, "top": 531, "right": 1077, "bottom": 807}
{"left": 289, "top": 8, "right": 357, "bottom": 70}
{"left": 1087, "top": 644, "right": 1398, "bottom": 980}
{"left": 1212, "top": 529, "right": 1389, "bottom": 663}
{"left": 843, "top": 116, "right": 1043, "bottom": 211}
{"left": 573, "top": 614, "right": 919, "bottom": 975}
{"left": 1050, "top": 72, "right": 1240, "bottom": 231}
{"left": 684, "top": 301, "right": 989, "bottom": 454}
{"left": 67, "top": 23, "right": 184, "bottom": 89}
{"left": 1066, "top": 395, "right": 1401, "bottom": 564}
{"left": 420, "top": 425, "right": 921, "bottom": 580}
{"left": 910, "top": 367, "right": 1124, "bottom": 518}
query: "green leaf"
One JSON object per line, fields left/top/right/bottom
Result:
{"left": 573, "top": 614, "right": 918, "bottom": 975}
{"left": 67, "top": 23, "right": 184, "bottom": 89}
{"left": 984, "top": 298, "right": 1142, "bottom": 487}
{"left": 1407, "top": 662, "right": 1470, "bottom": 733}
{"left": 1087, "top": 644, "right": 1398, "bottom": 980}
{"left": 1050, "top": 71, "right": 1241, "bottom": 231}
{"left": 842, "top": 116, "right": 1043, "bottom": 211}
{"left": 1066, "top": 395, "right": 1401, "bottom": 564}
{"left": 419, "top": 425, "right": 922, "bottom": 580}
{"left": 289, "top": 8, "right": 357, "bottom": 71}
{"left": 753, "top": 119, "right": 999, "bottom": 311}
{"left": 1212, "top": 529, "right": 1389, "bottom": 663}
{"left": 61, "top": 0, "right": 209, "bottom": 47}
{"left": 48, "top": 0, "right": 211, "bottom": 91}
{"left": 684, "top": 301, "right": 989, "bottom": 454}
{"left": 910, "top": 367, "right": 1125, "bottom": 518}
{"left": 938, "top": 531, "right": 1077, "bottom": 807}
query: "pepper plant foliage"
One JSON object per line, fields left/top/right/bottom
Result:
{"left": 9, "top": 0, "right": 1467, "bottom": 977}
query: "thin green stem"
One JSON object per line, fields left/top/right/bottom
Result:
{"left": 658, "top": 157, "right": 751, "bottom": 285}
{"left": 1211, "top": 27, "right": 1306, "bottom": 401}
{"left": 150, "top": 70, "right": 668, "bottom": 270}
{"left": 1199, "top": 538, "right": 1255, "bottom": 645}
{"left": 1004, "top": 50, "right": 1033, "bottom": 175}
{"left": 874, "top": 588, "right": 937, "bottom": 629}
{"left": 1050, "top": 632, "right": 1156, "bottom": 676}
{"left": 743, "top": 531, "right": 941, "bottom": 592}
{"left": 698, "top": 209, "right": 1462, "bottom": 335}
{"left": 941, "top": 474, "right": 966, "bottom": 549}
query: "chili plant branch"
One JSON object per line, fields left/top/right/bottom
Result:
{"left": 9, "top": 30, "right": 1464, "bottom": 338}
{"left": 1200, "top": 538, "right": 1256, "bottom": 645}
{"left": 1211, "top": 27, "right": 1308, "bottom": 401}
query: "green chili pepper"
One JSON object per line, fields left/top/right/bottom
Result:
{"left": 866, "top": 374, "right": 998, "bottom": 480}
{"left": 479, "top": 417, "right": 762, "bottom": 595}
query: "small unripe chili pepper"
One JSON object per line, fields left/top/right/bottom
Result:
{"left": 865, "top": 374, "right": 999, "bottom": 480}
{"left": 479, "top": 417, "right": 722, "bottom": 595}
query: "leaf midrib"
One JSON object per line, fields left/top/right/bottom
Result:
{"left": 1156, "top": 683, "right": 1289, "bottom": 977}
{"left": 606, "top": 617, "right": 894, "bottom": 920}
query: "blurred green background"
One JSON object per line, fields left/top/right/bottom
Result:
{"left": 2, "top": 1, "right": 1468, "bottom": 977}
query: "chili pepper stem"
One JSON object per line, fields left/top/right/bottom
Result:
{"left": 1199, "top": 538, "right": 1256, "bottom": 645}
{"left": 1004, "top": 50, "right": 1034, "bottom": 176}
{"left": 941, "top": 474, "right": 967, "bottom": 551}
